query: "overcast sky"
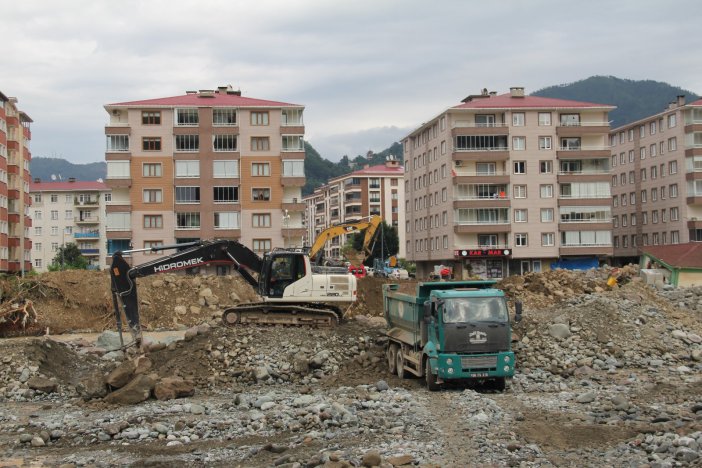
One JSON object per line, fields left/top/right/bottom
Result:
{"left": 3, "top": 0, "right": 701, "bottom": 165}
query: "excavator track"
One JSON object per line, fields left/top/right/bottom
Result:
{"left": 222, "top": 303, "right": 342, "bottom": 327}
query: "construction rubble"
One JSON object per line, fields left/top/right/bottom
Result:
{"left": 0, "top": 267, "right": 699, "bottom": 467}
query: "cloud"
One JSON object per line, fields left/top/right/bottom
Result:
{"left": 1, "top": 0, "right": 701, "bottom": 163}
{"left": 309, "top": 126, "right": 412, "bottom": 161}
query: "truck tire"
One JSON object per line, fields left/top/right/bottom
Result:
{"left": 493, "top": 377, "right": 506, "bottom": 392}
{"left": 387, "top": 344, "right": 397, "bottom": 375}
{"left": 424, "top": 357, "right": 440, "bottom": 391}
{"left": 396, "top": 348, "right": 407, "bottom": 379}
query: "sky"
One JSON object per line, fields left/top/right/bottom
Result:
{"left": 2, "top": 0, "right": 702, "bottom": 164}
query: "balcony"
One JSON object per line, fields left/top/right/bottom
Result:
{"left": 556, "top": 145, "right": 610, "bottom": 159}
{"left": 75, "top": 197, "right": 100, "bottom": 206}
{"left": 559, "top": 221, "right": 612, "bottom": 231}
{"left": 453, "top": 148, "right": 510, "bottom": 163}
{"left": 454, "top": 221, "right": 511, "bottom": 234}
{"left": 686, "top": 194, "right": 702, "bottom": 205}
{"left": 75, "top": 216, "right": 99, "bottom": 224}
{"left": 282, "top": 199, "right": 306, "bottom": 211}
{"left": 106, "top": 177, "right": 132, "bottom": 188}
{"left": 105, "top": 126, "right": 131, "bottom": 135}
{"left": 281, "top": 174, "right": 305, "bottom": 187}
{"left": 559, "top": 245, "right": 613, "bottom": 256}
{"left": 74, "top": 231, "right": 100, "bottom": 239}
{"left": 453, "top": 168, "right": 510, "bottom": 184}
{"left": 107, "top": 230, "right": 132, "bottom": 239}
{"left": 79, "top": 248, "right": 100, "bottom": 256}
{"left": 453, "top": 196, "right": 510, "bottom": 209}
{"left": 556, "top": 122, "right": 610, "bottom": 137}
{"left": 687, "top": 219, "right": 702, "bottom": 230}
{"left": 451, "top": 124, "right": 509, "bottom": 137}
{"left": 557, "top": 169, "right": 610, "bottom": 183}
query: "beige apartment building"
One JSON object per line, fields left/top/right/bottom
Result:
{"left": 303, "top": 158, "right": 405, "bottom": 260}
{"left": 610, "top": 96, "right": 702, "bottom": 262}
{"left": 402, "top": 87, "right": 615, "bottom": 279}
{"left": 29, "top": 179, "right": 110, "bottom": 272}
{"left": 0, "top": 91, "right": 33, "bottom": 274}
{"left": 104, "top": 86, "right": 305, "bottom": 268}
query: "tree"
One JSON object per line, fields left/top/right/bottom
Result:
{"left": 48, "top": 243, "right": 88, "bottom": 271}
{"left": 351, "top": 221, "right": 399, "bottom": 265}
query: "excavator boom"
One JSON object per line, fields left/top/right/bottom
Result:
{"left": 308, "top": 215, "right": 382, "bottom": 264}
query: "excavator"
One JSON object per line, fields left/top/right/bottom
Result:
{"left": 109, "top": 239, "right": 357, "bottom": 346}
{"left": 308, "top": 215, "right": 382, "bottom": 266}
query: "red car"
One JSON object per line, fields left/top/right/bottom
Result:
{"left": 349, "top": 265, "right": 367, "bottom": 278}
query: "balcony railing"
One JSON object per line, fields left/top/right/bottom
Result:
{"left": 558, "top": 121, "right": 611, "bottom": 127}
{"left": 452, "top": 122, "right": 509, "bottom": 128}
{"left": 75, "top": 216, "right": 100, "bottom": 223}
{"left": 558, "top": 194, "right": 610, "bottom": 199}
{"left": 561, "top": 242, "right": 612, "bottom": 247}
{"left": 454, "top": 146, "right": 509, "bottom": 152}
{"left": 74, "top": 232, "right": 100, "bottom": 238}
{"left": 560, "top": 218, "right": 612, "bottom": 223}
{"left": 456, "top": 195, "right": 510, "bottom": 201}
{"left": 558, "top": 145, "right": 609, "bottom": 151}
{"left": 455, "top": 219, "right": 510, "bottom": 225}
{"left": 79, "top": 248, "right": 100, "bottom": 255}
{"left": 453, "top": 169, "right": 509, "bottom": 177}
{"left": 75, "top": 197, "right": 100, "bottom": 206}
{"left": 557, "top": 169, "right": 609, "bottom": 175}
{"left": 455, "top": 244, "right": 510, "bottom": 250}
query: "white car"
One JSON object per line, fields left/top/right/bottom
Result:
{"left": 365, "top": 267, "right": 376, "bottom": 277}
{"left": 389, "top": 268, "right": 409, "bottom": 280}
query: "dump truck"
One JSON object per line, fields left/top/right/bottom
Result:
{"left": 383, "top": 281, "right": 521, "bottom": 391}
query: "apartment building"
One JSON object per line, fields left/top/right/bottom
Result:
{"left": 104, "top": 85, "right": 306, "bottom": 268}
{"left": 610, "top": 96, "right": 702, "bottom": 263}
{"left": 402, "top": 87, "right": 614, "bottom": 279}
{"left": 303, "top": 158, "right": 405, "bottom": 260}
{"left": 0, "top": 91, "right": 33, "bottom": 274}
{"left": 29, "top": 179, "right": 110, "bottom": 272}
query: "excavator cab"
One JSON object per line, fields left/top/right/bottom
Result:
{"left": 259, "top": 250, "right": 308, "bottom": 298}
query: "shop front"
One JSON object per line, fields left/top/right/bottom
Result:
{"left": 454, "top": 248, "right": 511, "bottom": 280}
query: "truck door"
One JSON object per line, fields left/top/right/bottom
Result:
{"left": 427, "top": 300, "right": 440, "bottom": 346}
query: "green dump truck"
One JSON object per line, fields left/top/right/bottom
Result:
{"left": 383, "top": 281, "right": 521, "bottom": 391}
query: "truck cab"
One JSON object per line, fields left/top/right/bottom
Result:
{"left": 384, "top": 281, "right": 521, "bottom": 391}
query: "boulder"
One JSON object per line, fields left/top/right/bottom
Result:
{"left": 361, "top": 450, "right": 382, "bottom": 467}
{"left": 154, "top": 377, "right": 195, "bottom": 401}
{"left": 134, "top": 356, "right": 152, "bottom": 375}
{"left": 77, "top": 372, "right": 107, "bottom": 400}
{"left": 27, "top": 376, "right": 57, "bottom": 394}
{"left": 96, "top": 331, "right": 126, "bottom": 351}
{"left": 106, "top": 359, "right": 137, "bottom": 389}
{"left": 548, "top": 323, "right": 571, "bottom": 340}
{"left": 104, "top": 374, "right": 155, "bottom": 405}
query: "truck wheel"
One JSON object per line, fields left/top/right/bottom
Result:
{"left": 387, "top": 345, "right": 397, "bottom": 375}
{"left": 424, "top": 357, "right": 440, "bottom": 391}
{"left": 222, "top": 309, "right": 240, "bottom": 326}
{"left": 493, "top": 377, "right": 506, "bottom": 392}
{"left": 396, "top": 349, "right": 406, "bottom": 379}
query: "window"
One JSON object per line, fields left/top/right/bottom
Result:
{"left": 541, "top": 233, "right": 555, "bottom": 246}
{"left": 629, "top": 150, "right": 635, "bottom": 162}
{"left": 175, "top": 134, "right": 199, "bottom": 151}
{"left": 640, "top": 168, "right": 647, "bottom": 181}
{"left": 252, "top": 213, "right": 272, "bottom": 227}
{"left": 213, "top": 108, "right": 237, "bottom": 126}
{"left": 561, "top": 137, "right": 581, "bottom": 150}
{"left": 213, "top": 186, "right": 239, "bottom": 203}
{"left": 612, "top": 216, "right": 619, "bottom": 228}
{"left": 541, "top": 208, "right": 554, "bottom": 222}
{"left": 651, "top": 165, "right": 657, "bottom": 179}
{"left": 283, "top": 160, "right": 304, "bottom": 177}
{"left": 514, "top": 209, "right": 527, "bottom": 222}
{"left": 34, "top": 259, "right": 42, "bottom": 268}
{"left": 50, "top": 194, "right": 58, "bottom": 203}
{"left": 512, "top": 113, "right": 525, "bottom": 126}
{"left": 51, "top": 210, "right": 58, "bottom": 220}
{"left": 176, "top": 108, "right": 199, "bottom": 126}
{"left": 641, "top": 190, "right": 647, "bottom": 203}
{"left": 441, "top": 140, "right": 446, "bottom": 154}
{"left": 639, "top": 125, "right": 645, "bottom": 138}
{"left": 513, "top": 161, "right": 526, "bottom": 174}
{"left": 538, "top": 112, "right": 551, "bottom": 126}
{"left": 107, "top": 160, "right": 130, "bottom": 178}
{"left": 671, "top": 207, "right": 679, "bottom": 221}
{"left": 252, "top": 239, "right": 271, "bottom": 254}
{"left": 252, "top": 162, "right": 271, "bottom": 176}
{"left": 213, "top": 134, "right": 237, "bottom": 151}
{"left": 106, "top": 135, "right": 129, "bottom": 152}
{"left": 668, "top": 137, "right": 677, "bottom": 151}
{"left": 143, "top": 189, "right": 163, "bottom": 203}
{"left": 51, "top": 226, "right": 58, "bottom": 236}
{"left": 442, "top": 211, "right": 448, "bottom": 225}
{"left": 143, "top": 163, "right": 162, "bottom": 177}
{"left": 669, "top": 160, "right": 678, "bottom": 174}
{"left": 51, "top": 242, "right": 59, "bottom": 252}
{"left": 33, "top": 193, "right": 41, "bottom": 203}
{"left": 144, "top": 215, "right": 163, "bottom": 229}
{"left": 441, "top": 164, "right": 447, "bottom": 178}
{"left": 282, "top": 135, "right": 304, "bottom": 151}
{"left": 612, "top": 155, "right": 617, "bottom": 167}
{"left": 628, "top": 129, "right": 634, "bottom": 141}
{"left": 512, "top": 136, "right": 525, "bottom": 150}
{"left": 105, "top": 193, "right": 112, "bottom": 202}
{"left": 175, "top": 186, "right": 200, "bottom": 204}
{"left": 442, "top": 187, "right": 447, "bottom": 202}
{"left": 560, "top": 114, "right": 580, "bottom": 126}
{"left": 540, "top": 185, "right": 553, "bottom": 198}
{"left": 34, "top": 242, "right": 42, "bottom": 251}
{"left": 143, "top": 241, "right": 164, "bottom": 254}
{"left": 652, "top": 210, "right": 659, "bottom": 223}
{"left": 629, "top": 171, "right": 635, "bottom": 184}
{"left": 251, "top": 137, "right": 270, "bottom": 151}
{"left": 538, "top": 137, "right": 552, "bottom": 150}
{"left": 514, "top": 185, "right": 527, "bottom": 198}
{"left": 443, "top": 235, "right": 448, "bottom": 249}
{"left": 215, "top": 212, "right": 240, "bottom": 229}
{"left": 670, "top": 184, "right": 678, "bottom": 198}
{"left": 34, "top": 227, "right": 41, "bottom": 235}
{"left": 668, "top": 113, "right": 677, "bottom": 128}
{"left": 623, "top": 236, "right": 629, "bottom": 248}
{"left": 640, "top": 147, "right": 646, "bottom": 159}
{"left": 650, "top": 144, "right": 657, "bottom": 158}
{"left": 64, "top": 210, "right": 72, "bottom": 220}
{"left": 176, "top": 212, "right": 200, "bottom": 229}
{"left": 252, "top": 188, "right": 270, "bottom": 201}
{"left": 651, "top": 188, "right": 658, "bottom": 201}
{"left": 515, "top": 233, "right": 528, "bottom": 246}
{"left": 620, "top": 153, "right": 626, "bottom": 164}
{"left": 250, "top": 112, "right": 269, "bottom": 126}
{"left": 175, "top": 160, "right": 200, "bottom": 178}
{"left": 213, "top": 160, "right": 239, "bottom": 178}
{"left": 650, "top": 120, "right": 657, "bottom": 135}
{"left": 142, "top": 137, "right": 161, "bottom": 151}
{"left": 642, "top": 212, "right": 648, "bottom": 225}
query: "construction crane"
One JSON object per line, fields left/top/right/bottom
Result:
{"left": 308, "top": 215, "right": 382, "bottom": 266}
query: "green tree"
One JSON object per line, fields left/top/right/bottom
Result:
{"left": 351, "top": 221, "right": 399, "bottom": 265}
{"left": 49, "top": 243, "right": 88, "bottom": 271}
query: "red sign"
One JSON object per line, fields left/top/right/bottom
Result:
{"left": 454, "top": 249, "right": 511, "bottom": 258}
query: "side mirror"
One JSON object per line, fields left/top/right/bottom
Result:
{"left": 514, "top": 301, "right": 523, "bottom": 323}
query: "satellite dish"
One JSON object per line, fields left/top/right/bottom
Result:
{"left": 97, "top": 178, "right": 103, "bottom": 183}
{"left": 50, "top": 174, "right": 56, "bottom": 181}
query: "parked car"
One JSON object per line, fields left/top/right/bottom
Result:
{"left": 389, "top": 268, "right": 409, "bottom": 280}
{"left": 348, "top": 265, "right": 367, "bottom": 278}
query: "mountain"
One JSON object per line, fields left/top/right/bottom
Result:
{"left": 532, "top": 76, "right": 699, "bottom": 128}
{"left": 30, "top": 157, "right": 106, "bottom": 183}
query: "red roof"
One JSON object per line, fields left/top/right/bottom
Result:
{"left": 352, "top": 164, "right": 404, "bottom": 175}
{"left": 108, "top": 92, "right": 300, "bottom": 108}
{"left": 643, "top": 243, "right": 702, "bottom": 269}
{"left": 30, "top": 181, "right": 109, "bottom": 191}
{"left": 453, "top": 93, "right": 614, "bottom": 110}
{"left": 689, "top": 98, "right": 702, "bottom": 106}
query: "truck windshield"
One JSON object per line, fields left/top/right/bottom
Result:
{"left": 443, "top": 297, "right": 508, "bottom": 323}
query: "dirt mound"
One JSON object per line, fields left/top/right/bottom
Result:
{"left": 346, "top": 277, "right": 417, "bottom": 318}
